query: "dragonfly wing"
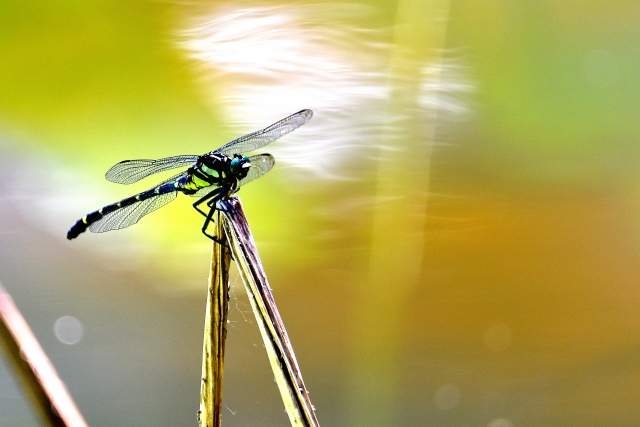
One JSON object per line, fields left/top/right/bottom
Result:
{"left": 218, "top": 109, "right": 312, "bottom": 156}
{"left": 89, "top": 191, "right": 177, "bottom": 233}
{"left": 105, "top": 155, "right": 199, "bottom": 184}
{"left": 239, "top": 154, "right": 275, "bottom": 187}
{"left": 89, "top": 172, "right": 184, "bottom": 233}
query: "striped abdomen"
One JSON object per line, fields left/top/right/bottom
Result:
{"left": 66, "top": 183, "right": 177, "bottom": 240}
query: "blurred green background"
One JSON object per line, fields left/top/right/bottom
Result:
{"left": 1, "top": 1, "right": 640, "bottom": 426}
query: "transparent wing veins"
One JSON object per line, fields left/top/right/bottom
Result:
{"left": 105, "top": 155, "right": 198, "bottom": 184}
{"left": 89, "top": 172, "right": 185, "bottom": 233}
{"left": 239, "top": 154, "right": 275, "bottom": 187}
{"left": 218, "top": 109, "right": 312, "bottom": 155}
{"left": 89, "top": 192, "right": 177, "bottom": 233}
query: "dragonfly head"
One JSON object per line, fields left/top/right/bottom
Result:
{"left": 230, "top": 154, "right": 251, "bottom": 179}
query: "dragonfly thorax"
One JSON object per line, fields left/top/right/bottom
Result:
{"left": 182, "top": 153, "right": 251, "bottom": 194}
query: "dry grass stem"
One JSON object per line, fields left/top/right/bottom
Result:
{"left": 198, "top": 209, "right": 232, "bottom": 427}
{"left": 221, "top": 197, "right": 320, "bottom": 427}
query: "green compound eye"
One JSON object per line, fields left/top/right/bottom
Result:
{"left": 230, "top": 157, "right": 241, "bottom": 171}
{"left": 230, "top": 155, "right": 250, "bottom": 175}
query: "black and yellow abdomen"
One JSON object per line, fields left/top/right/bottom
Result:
{"left": 66, "top": 183, "right": 178, "bottom": 240}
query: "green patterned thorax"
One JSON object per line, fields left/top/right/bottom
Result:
{"left": 182, "top": 153, "right": 251, "bottom": 194}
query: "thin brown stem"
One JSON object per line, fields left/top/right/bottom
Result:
{"left": 0, "top": 282, "right": 89, "bottom": 427}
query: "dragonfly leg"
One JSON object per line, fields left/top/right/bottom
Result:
{"left": 192, "top": 188, "right": 223, "bottom": 217}
{"left": 202, "top": 206, "right": 233, "bottom": 257}
{"left": 197, "top": 189, "right": 234, "bottom": 255}
{"left": 201, "top": 193, "right": 224, "bottom": 239}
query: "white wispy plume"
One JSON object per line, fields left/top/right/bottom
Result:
{"left": 180, "top": 4, "right": 474, "bottom": 179}
{"left": 180, "top": 4, "right": 391, "bottom": 179}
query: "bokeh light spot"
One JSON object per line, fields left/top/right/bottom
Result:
{"left": 487, "top": 418, "right": 513, "bottom": 427}
{"left": 53, "top": 315, "right": 83, "bottom": 345}
{"left": 434, "top": 384, "right": 460, "bottom": 410}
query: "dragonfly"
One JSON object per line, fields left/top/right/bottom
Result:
{"left": 67, "top": 109, "right": 313, "bottom": 241}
